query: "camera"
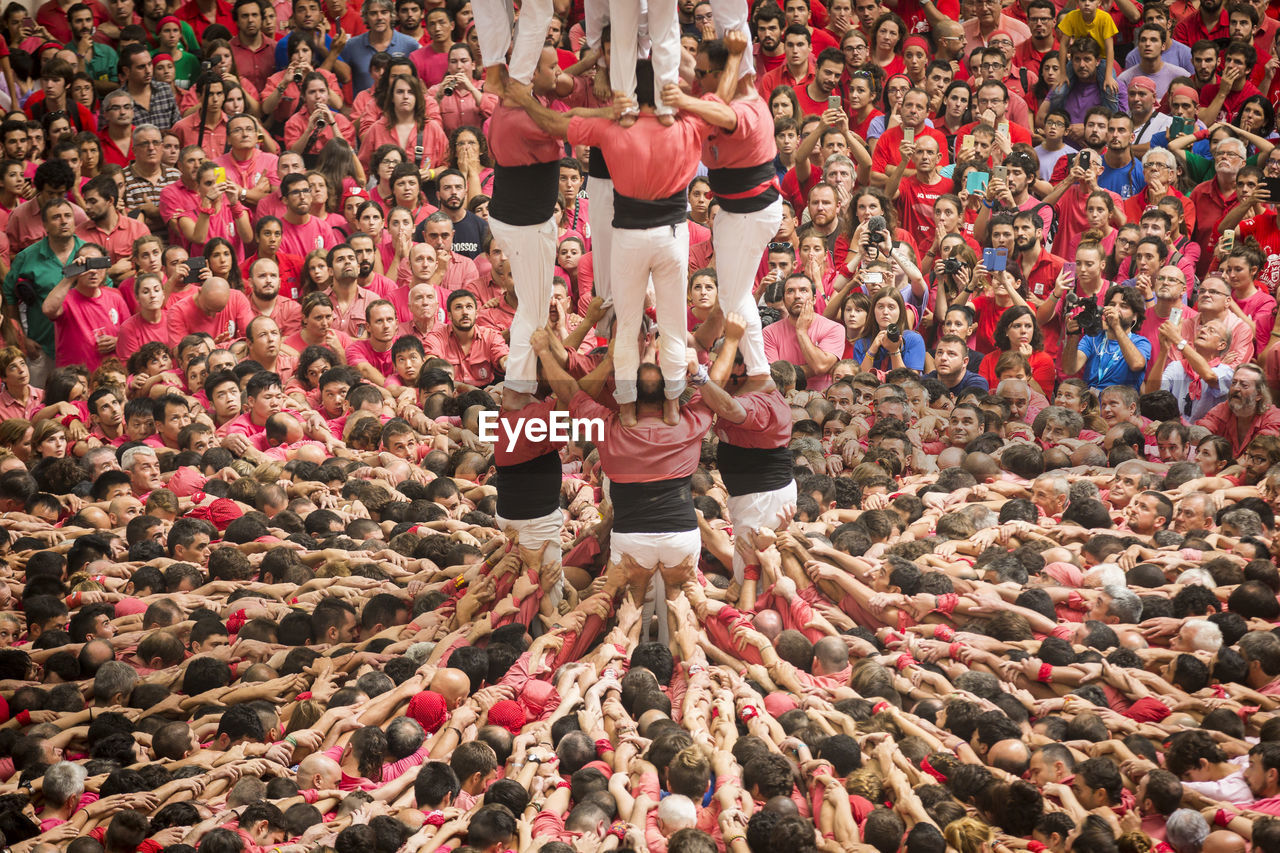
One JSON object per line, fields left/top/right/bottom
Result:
{"left": 886, "top": 323, "right": 901, "bottom": 343}
{"left": 292, "top": 72, "right": 302, "bottom": 84}
{"left": 442, "top": 82, "right": 455, "bottom": 96}
{"left": 942, "top": 258, "right": 962, "bottom": 274}
{"left": 1064, "top": 292, "right": 1102, "bottom": 337}
{"left": 316, "top": 114, "right": 327, "bottom": 126}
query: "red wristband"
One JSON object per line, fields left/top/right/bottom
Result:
{"left": 16, "top": 710, "right": 30, "bottom": 726}
{"left": 872, "top": 701, "right": 890, "bottom": 715}
{"left": 740, "top": 705, "right": 759, "bottom": 721}
{"left": 895, "top": 653, "right": 916, "bottom": 671}
{"left": 608, "top": 821, "right": 627, "bottom": 840}
{"left": 743, "top": 564, "right": 761, "bottom": 582}
{"left": 948, "top": 642, "right": 962, "bottom": 659}
{"left": 933, "top": 624, "right": 955, "bottom": 641}
{"left": 1037, "top": 662, "right": 1053, "bottom": 682}
{"left": 594, "top": 738, "right": 614, "bottom": 757}
{"left": 1215, "top": 809, "right": 1231, "bottom": 828}
{"left": 423, "top": 810, "right": 445, "bottom": 827}
{"left": 1028, "top": 843, "right": 1047, "bottom": 853}
{"left": 935, "top": 593, "right": 958, "bottom": 615}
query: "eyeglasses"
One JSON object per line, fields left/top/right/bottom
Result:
{"left": 768, "top": 242, "right": 793, "bottom": 252}
{"left": 1200, "top": 288, "right": 1230, "bottom": 298}
{"left": 286, "top": 188, "right": 312, "bottom": 196}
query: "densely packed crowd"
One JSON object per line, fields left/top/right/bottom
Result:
{"left": 1, "top": 0, "right": 1280, "bottom": 852}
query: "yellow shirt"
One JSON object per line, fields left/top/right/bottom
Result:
{"left": 1058, "top": 8, "right": 1119, "bottom": 54}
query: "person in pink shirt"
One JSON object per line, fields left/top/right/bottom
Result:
{"left": 173, "top": 161, "right": 253, "bottom": 265}
{"left": 157, "top": 144, "right": 205, "bottom": 252}
{"left": 166, "top": 277, "right": 255, "bottom": 346}
{"left": 285, "top": 292, "right": 354, "bottom": 364}
{"left": 7, "top": 159, "right": 89, "bottom": 253}
{"left": 416, "top": 213, "right": 480, "bottom": 294}
{"left": 431, "top": 290, "right": 508, "bottom": 387}
{"left": 213, "top": 114, "right": 277, "bottom": 213}
{"left": 41, "top": 242, "right": 129, "bottom": 371}
{"left": 171, "top": 76, "right": 229, "bottom": 153}
{"left": 278, "top": 172, "right": 340, "bottom": 260}
{"left": 246, "top": 257, "right": 302, "bottom": 338}
{"left": 245, "top": 316, "right": 298, "bottom": 384}
{"left": 284, "top": 72, "right": 356, "bottom": 158}
{"left": 324, "top": 244, "right": 382, "bottom": 339}
{"left": 428, "top": 44, "right": 498, "bottom": 135}
{"left": 355, "top": 74, "right": 449, "bottom": 173}
{"left": 75, "top": 175, "right": 149, "bottom": 279}
{"left": 762, "top": 274, "right": 845, "bottom": 392}
{"left": 511, "top": 58, "right": 712, "bottom": 425}
{"left": 0, "top": 347, "right": 43, "bottom": 422}
{"left": 116, "top": 272, "right": 169, "bottom": 360}
{"left": 345, "top": 300, "right": 400, "bottom": 394}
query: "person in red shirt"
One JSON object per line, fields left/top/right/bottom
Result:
{"left": 1198, "top": 41, "right": 1261, "bottom": 126}
{"left": 750, "top": 3, "right": 785, "bottom": 75}
{"left": 1173, "top": 0, "right": 1228, "bottom": 47}
{"left": 886, "top": 133, "right": 950, "bottom": 255}
{"left": 870, "top": 87, "right": 949, "bottom": 188}
{"left": 755, "top": 23, "right": 815, "bottom": 101}
{"left": 175, "top": 0, "right": 236, "bottom": 40}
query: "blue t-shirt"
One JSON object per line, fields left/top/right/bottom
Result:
{"left": 851, "top": 330, "right": 926, "bottom": 372}
{"left": 1098, "top": 157, "right": 1145, "bottom": 199}
{"left": 1078, "top": 331, "right": 1151, "bottom": 390}
{"left": 342, "top": 31, "right": 423, "bottom": 93}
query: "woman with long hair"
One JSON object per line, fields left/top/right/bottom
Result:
{"left": 384, "top": 205, "right": 416, "bottom": 281}
{"left": 69, "top": 72, "right": 96, "bottom": 114}
{"left": 0, "top": 346, "right": 41, "bottom": 421}
{"left": 203, "top": 237, "right": 241, "bottom": 291}
{"left": 1028, "top": 53, "right": 1062, "bottom": 115}
{"left": 285, "top": 292, "right": 351, "bottom": 363}
{"left": 839, "top": 291, "right": 872, "bottom": 359}
{"left": 448, "top": 124, "right": 493, "bottom": 201}
{"left": 315, "top": 138, "right": 366, "bottom": 204}
{"left": 768, "top": 85, "right": 800, "bottom": 122}
{"left": 298, "top": 249, "right": 334, "bottom": 299}
{"left": 30, "top": 419, "right": 66, "bottom": 461}
{"left": 0, "top": 418, "right": 32, "bottom": 463}
{"left": 937, "top": 80, "right": 972, "bottom": 153}
{"left": 834, "top": 185, "right": 908, "bottom": 269}
{"left": 368, "top": 144, "right": 407, "bottom": 212}
{"left": 981, "top": 305, "right": 1055, "bottom": 393}
{"left": 1052, "top": 377, "right": 1108, "bottom": 434}
{"left": 1082, "top": 190, "right": 1119, "bottom": 255}
{"left": 844, "top": 67, "right": 883, "bottom": 141}
{"left": 429, "top": 42, "right": 496, "bottom": 135}
{"left": 261, "top": 33, "right": 341, "bottom": 126}
{"left": 284, "top": 71, "right": 356, "bottom": 159}
{"left": 357, "top": 72, "right": 449, "bottom": 173}
{"left": 1234, "top": 94, "right": 1276, "bottom": 144}
{"left": 867, "top": 73, "right": 911, "bottom": 140}
{"left": 852, "top": 286, "right": 927, "bottom": 372}
{"left": 178, "top": 38, "right": 261, "bottom": 115}
{"left": 868, "top": 13, "right": 907, "bottom": 76}
{"left": 388, "top": 162, "right": 434, "bottom": 226}
{"left": 307, "top": 170, "right": 347, "bottom": 230}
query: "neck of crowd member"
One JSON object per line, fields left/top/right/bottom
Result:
{"left": 1105, "top": 145, "right": 1131, "bottom": 168}
{"left": 252, "top": 292, "right": 276, "bottom": 312}
{"left": 451, "top": 322, "right": 474, "bottom": 345}
{"left": 47, "top": 232, "right": 74, "bottom": 254}
{"left": 331, "top": 277, "right": 358, "bottom": 299}
{"left": 238, "top": 29, "right": 263, "bottom": 49}
{"left": 138, "top": 299, "right": 162, "bottom": 324}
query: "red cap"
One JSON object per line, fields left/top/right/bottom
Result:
{"left": 158, "top": 15, "right": 181, "bottom": 27}
{"left": 903, "top": 36, "right": 930, "bottom": 54}
{"left": 407, "top": 691, "right": 449, "bottom": 733}
{"left": 486, "top": 700, "right": 526, "bottom": 734}
{"left": 153, "top": 53, "right": 173, "bottom": 65}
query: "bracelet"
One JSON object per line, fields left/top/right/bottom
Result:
{"left": 1214, "top": 809, "right": 1231, "bottom": 828}
{"left": 690, "top": 363, "right": 710, "bottom": 387}
{"left": 284, "top": 734, "right": 298, "bottom": 747}
{"left": 1037, "top": 662, "right": 1053, "bottom": 683}
{"left": 948, "top": 642, "right": 962, "bottom": 659}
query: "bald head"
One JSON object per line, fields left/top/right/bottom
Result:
{"left": 297, "top": 753, "right": 342, "bottom": 790}
{"left": 813, "top": 636, "right": 850, "bottom": 676}
{"left": 197, "top": 278, "right": 231, "bottom": 315}
{"left": 1202, "top": 831, "right": 1247, "bottom": 853}
{"left": 987, "top": 739, "right": 1031, "bottom": 776}
{"left": 752, "top": 610, "right": 783, "bottom": 640}
{"left": 430, "top": 667, "right": 471, "bottom": 710}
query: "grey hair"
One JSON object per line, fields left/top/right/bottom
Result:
{"left": 823, "top": 153, "right": 855, "bottom": 176}
{"left": 362, "top": 0, "right": 393, "bottom": 14}
{"left": 1164, "top": 808, "right": 1209, "bottom": 853}
{"left": 92, "top": 660, "right": 139, "bottom": 704}
{"left": 1069, "top": 479, "right": 1100, "bottom": 503}
{"left": 1180, "top": 492, "right": 1218, "bottom": 518}
{"left": 1182, "top": 619, "right": 1223, "bottom": 654}
{"left": 1102, "top": 584, "right": 1142, "bottom": 624}
{"left": 1221, "top": 508, "right": 1264, "bottom": 537}
{"left": 120, "top": 446, "right": 157, "bottom": 471}
{"left": 404, "top": 642, "right": 435, "bottom": 665}
{"left": 43, "top": 762, "right": 87, "bottom": 805}
{"left": 1034, "top": 474, "right": 1070, "bottom": 497}
{"left": 131, "top": 124, "right": 161, "bottom": 142}
{"left": 1217, "top": 136, "right": 1247, "bottom": 159}
{"left": 101, "top": 88, "right": 133, "bottom": 108}
{"left": 1142, "top": 147, "right": 1176, "bottom": 170}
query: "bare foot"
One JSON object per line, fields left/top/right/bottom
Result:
{"left": 663, "top": 398, "right": 680, "bottom": 425}
{"left": 657, "top": 113, "right": 675, "bottom": 126}
{"left": 620, "top": 402, "right": 638, "bottom": 427}
{"left": 618, "top": 113, "right": 637, "bottom": 128}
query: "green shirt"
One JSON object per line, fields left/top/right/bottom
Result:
{"left": 1184, "top": 150, "right": 1261, "bottom": 185}
{"left": 65, "top": 40, "right": 118, "bottom": 84}
{"left": 3, "top": 237, "right": 84, "bottom": 359}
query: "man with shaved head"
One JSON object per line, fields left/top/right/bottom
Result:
{"left": 166, "top": 277, "right": 255, "bottom": 344}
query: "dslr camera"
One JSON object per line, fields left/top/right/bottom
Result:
{"left": 1062, "top": 292, "right": 1102, "bottom": 337}
{"left": 886, "top": 323, "right": 901, "bottom": 343}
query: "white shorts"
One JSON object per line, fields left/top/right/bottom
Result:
{"left": 495, "top": 508, "right": 564, "bottom": 556}
{"left": 726, "top": 481, "right": 798, "bottom": 535}
{"left": 609, "top": 529, "right": 702, "bottom": 569}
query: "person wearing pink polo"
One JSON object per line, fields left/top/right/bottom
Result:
{"left": 166, "top": 277, "right": 255, "bottom": 346}
{"left": 416, "top": 214, "right": 480, "bottom": 294}
{"left": 431, "top": 289, "right": 508, "bottom": 388}
{"left": 214, "top": 114, "right": 278, "bottom": 213}
{"left": 76, "top": 175, "right": 148, "bottom": 280}
{"left": 323, "top": 244, "right": 382, "bottom": 339}
{"left": 278, "top": 172, "right": 339, "bottom": 260}
{"left": 41, "top": 242, "right": 129, "bottom": 371}
{"left": 486, "top": 47, "right": 566, "bottom": 411}
{"left": 117, "top": 273, "right": 170, "bottom": 361}
{"left": 762, "top": 273, "right": 844, "bottom": 392}
{"left": 345, "top": 300, "right": 400, "bottom": 395}
{"left": 284, "top": 73, "right": 356, "bottom": 159}
{"left": 7, "top": 160, "right": 89, "bottom": 253}
{"left": 246, "top": 257, "right": 302, "bottom": 338}
{"left": 217, "top": 370, "right": 288, "bottom": 454}
{"left": 245, "top": 316, "right": 298, "bottom": 384}
{"left": 511, "top": 58, "right": 712, "bottom": 426}
{"left": 398, "top": 282, "right": 447, "bottom": 350}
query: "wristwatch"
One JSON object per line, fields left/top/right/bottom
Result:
{"left": 1176, "top": 339, "right": 1188, "bottom": 351}
{"left": 239, "top": 188, "right": 247, "bottom": 202}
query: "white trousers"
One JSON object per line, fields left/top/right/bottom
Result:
{"left": 708, "top": 0, "right": 755, "bottom": 76}
{"left": 611, "top": 222, "right": 689, "bottom": 404}
{"left": 587, "top": 175, "right": 614, "bottom": 311}
{"left": 472, "top": 0, "right": 555, "bottom": 83}
{"left": 712, "top": 197, "right": 782, "bottom": 376}
{"left": 610, "top": 529, "right": 701, "bottom": 645}
{"left": 489, "top": 215, "right": 556, "bottom": 393}
{"left": 496, "top": 507, "right": 565, "bottom": 607}
{"left": 608, "top": 0, "right": 679, "bottom": 114}
{"left": 726, "top": 480, "right": 796, "bottom": 582}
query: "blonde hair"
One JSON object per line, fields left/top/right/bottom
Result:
{"left": 944, "top": 817, "right": 994, "bottom": 853}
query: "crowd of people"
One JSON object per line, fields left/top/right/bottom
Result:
{"left": 0, "top": 0, "right": 1279, "bottom": 853}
